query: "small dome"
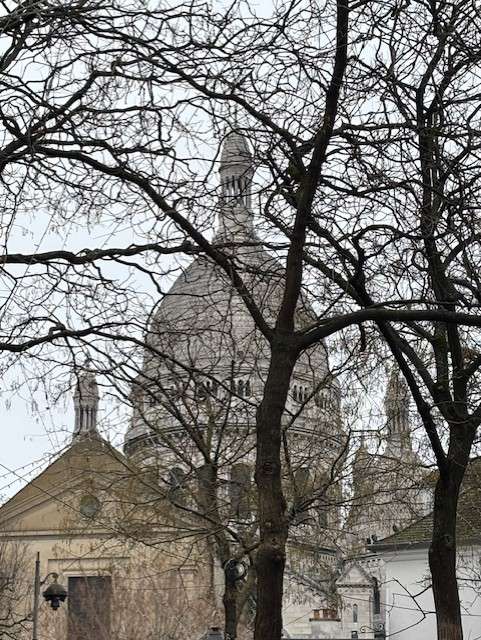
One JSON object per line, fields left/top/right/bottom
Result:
{"left": 219, "top": 129, "right": 253, "bottom": 175}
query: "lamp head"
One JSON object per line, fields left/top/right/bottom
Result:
{"left": 42, "top": 577, "right": 67, "bottom": 610}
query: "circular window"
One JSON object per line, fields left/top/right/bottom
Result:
{"left": 79, "top": 495, "right": 101, "bottom": 518}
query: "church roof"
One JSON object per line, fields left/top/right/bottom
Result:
{"left": 145, "top": 128, "right": 325, "bottom": 360}
{"left": 371, "top": 459, "right": 481, "bottom": 550}
{"left": 336, "top": 560, "right": 374, "bottom": 587}
{"left": 147, "top": 127, "right": 320, "bottom": 351}
{"left": 0, "top": 436, "right": 127, "bottom": 533}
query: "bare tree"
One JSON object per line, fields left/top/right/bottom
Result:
{"left": 3, "top": 1, "right": 481, "bottom": 639}
{"left": 100, "top": 331, "right": 350, "bottom": 639}
{"left": 0, "top": 540, "right": 32, "bottom": 639}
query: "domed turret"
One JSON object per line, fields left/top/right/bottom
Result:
{"left": 73, "top": 364, "right": 99, "bottom": 440}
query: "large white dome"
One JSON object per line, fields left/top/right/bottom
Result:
{"left": 125, "top": 130, "right": 339, "bottom": 453}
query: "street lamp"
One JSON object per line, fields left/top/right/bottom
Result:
{"left": 42, "top": 579, "right": 68, "bottom": 610}
{"left": 223, "top": 558, "right": 247, "bottom": 585}
{"left": 32, "top": 552, "right": 68, "bottom": 640}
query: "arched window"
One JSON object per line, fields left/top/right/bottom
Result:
{"left": 230, "top": 464, "right": 251, "bottom": 519}
{"left": 353, "top": 604, "right": 358, "bottom": 623}
{"left": 293, "top": 385, "right": 298, "bottom": 401}
{"left": 196, "top": 382, "right": 208, "bottom": 401}
{"left": 168, "top": 467, "right": 186, "bottom": 507}
{"left": 373, "top": 577, "right": 381, "bottom": 614}
{"left": 245, "top": 380, "right": 251, "bottom": 397}
{"left": 238, "top": 380, "right": 244, "bottom": 397}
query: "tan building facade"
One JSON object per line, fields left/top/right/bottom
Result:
{"left": 0, "top": 417, "right": 216, "bottom": 640}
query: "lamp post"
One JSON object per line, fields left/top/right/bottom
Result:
{"left": 32, "top": 552, "right": 68, "bottom": 640}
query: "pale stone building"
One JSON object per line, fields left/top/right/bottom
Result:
{"left": 282, "top": 368, "right": 429, "bottom": 640}
{"left": 364, "top": 471, "right": 481, "bottom": 640}
{"left": 346, "top": 368, "right": 429, "bottom": 547}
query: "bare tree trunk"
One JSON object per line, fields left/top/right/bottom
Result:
{"left": 198, "top": 463, "right": 240, "bottom": 638}
{"left": 223, "top": 579, "right": 238, "bottom": 640}
{"left": 430, "top": 475, "right": 463, "bottom": 640}
{"left": 429, "top": 428, "right": 475, "bottom": 640}
{"left": 254, "top": 346, "right": 296, "bottom": 640}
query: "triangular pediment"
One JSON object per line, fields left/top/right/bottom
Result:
{"left": 0, "top": 437, "right": 127, "bottom": 534}
{"left": 336, "top": 561, "right": 373, "bottom": 587}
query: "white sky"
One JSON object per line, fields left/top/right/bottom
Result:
{"left": 0, "top": 208, "right": 145, "bottom": 500}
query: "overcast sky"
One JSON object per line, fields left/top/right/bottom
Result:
{"left": 0, "top": 208, "right": 140, "bottom": 501}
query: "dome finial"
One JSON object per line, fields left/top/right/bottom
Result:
{"left": 73, "top": 359, "right": 99, "bottom": 440}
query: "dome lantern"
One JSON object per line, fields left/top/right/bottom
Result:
{"left": 216, "top": 128, "right": 255, "bottom": 240}
{"left": 219, "top": 128, "right": 254, "bottom": 207}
